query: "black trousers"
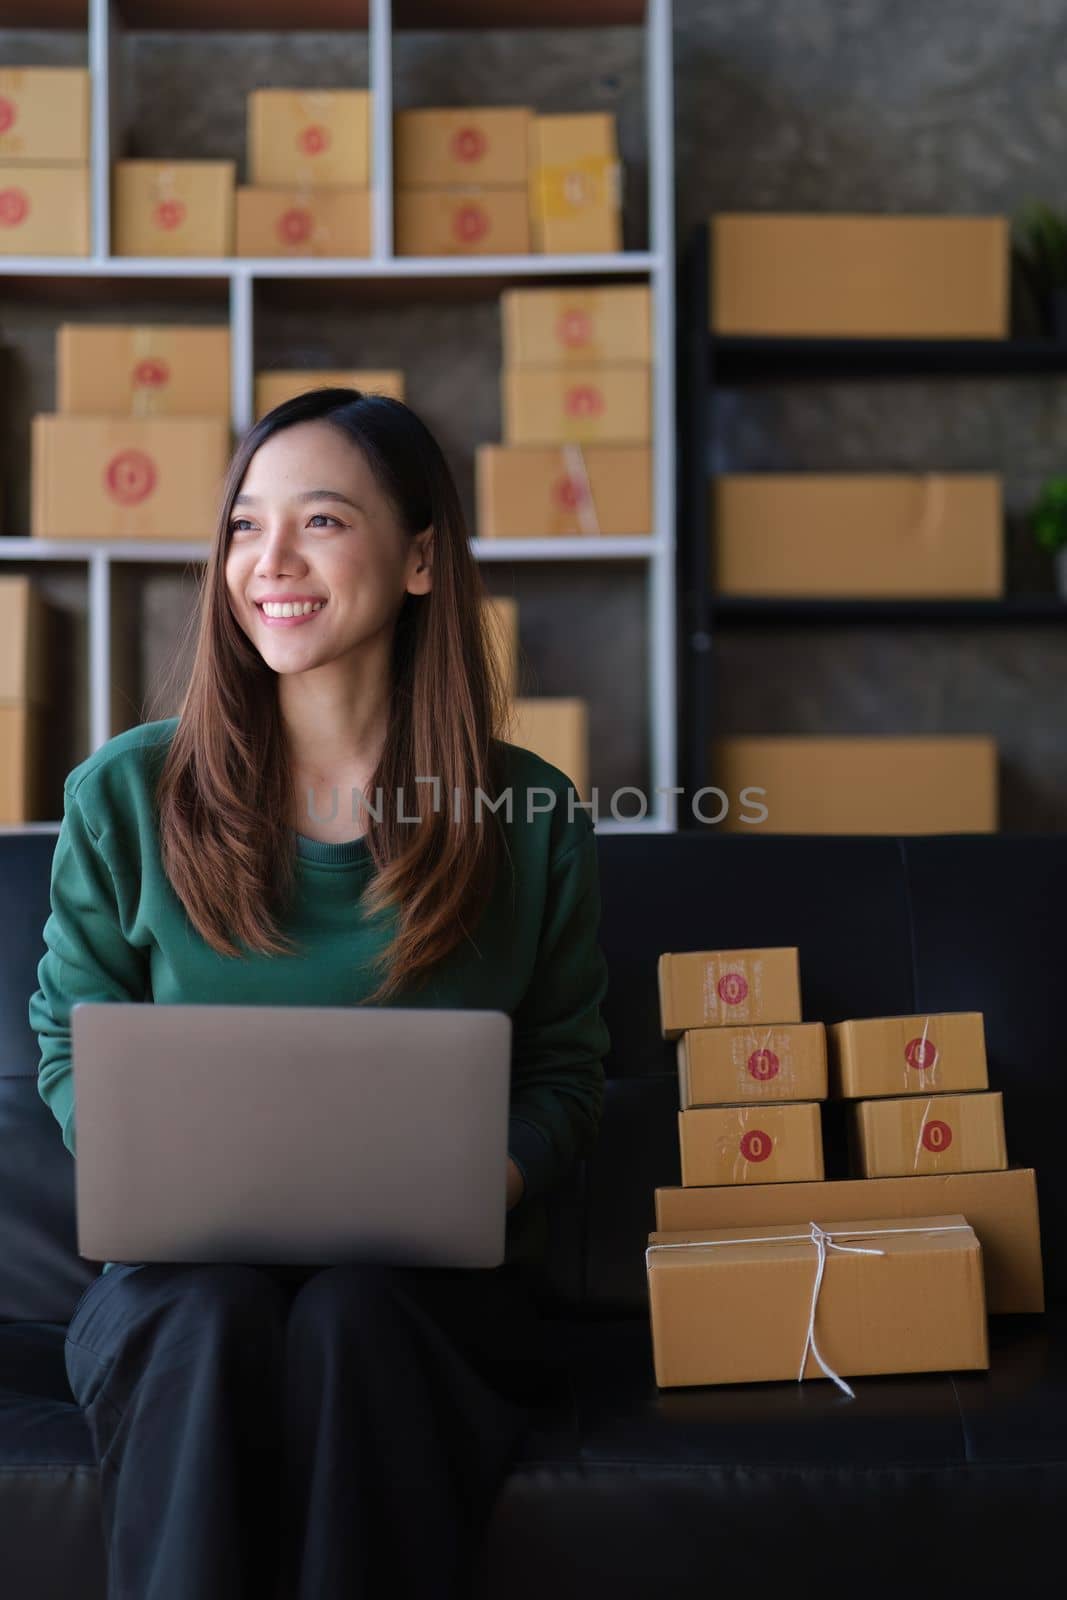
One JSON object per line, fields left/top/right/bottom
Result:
{"left": 64, "top": 1256, "right": 560, "bottom": 1600}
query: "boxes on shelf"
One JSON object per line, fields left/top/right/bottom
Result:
{"left": 112, "top": 161, "right": 235, "bottom": 257}
{"left": 712, "top": 736, "right": 999, "bottom": 834}
{"left": 501, "top": 285, "right": 651, "bottom": 367}
{"left": 708, "top": 214, "right": 1010, "bottom": 338}
{"left": 529, "top": 112, "right": 622, "bottom": 255}
{"left": 502, "top": 366, "right": 650, "bottom": 445}
{"left": 678, "top": 1021, "right": 828, "bottom": 1108}
{"left": 712, "top": 474, "right": 1005, "bottom": 599}
{"left": 850, "top": 1090, "right": 1008, "bottom": 1178}
{"left": 255, "top": 370, "right": 405, "bottom": 419}
{"left": 0, "top": 576, "right": 54, "bottom": 825}
{"left": 654, "top": 1166, "right": 1045, "bottom": 1314}
{"left": 57, "top": 325, "right": 231, "bottom": 416}
{"left": 509, "top": 697, "right": 589, "bottom": 801}
{"left": 678, "top": 1101, "right": 824, "bottom": 1186}
{"left": 0, "top": 67, "right": 90, "bottom": 164}
{"left": 829, "top": 1012, "right": 989, "bottom": 1098}
{"left": 31, "top": 415, "right": 231, "bottom": 540}
{"left": 394, "top": 107, "right": 531, "bottom": 188}
{"left": 475, "top": 444, "right": 651, "bottom": 538}
{"left": 658, "top": 947, "right": 803, "bottom": 1039}
{"left": 394, "top": 189, "right": 529, "bottom": 256}
{"left": 235, "top": 186, "right": 370, "bottom": 257}
{"left": 482, "top": 594, "right": 519, "bottom": 699}
{"left": 646, "top": 1212, "right": 989, "bottom": 1389}
{"left": 247, "top": 89, "right": 371, "bottom": 188}
{"left": 0, "top": 165, "right": 89, "bottom": 256}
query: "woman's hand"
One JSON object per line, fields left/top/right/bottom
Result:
{"left": 506, "top": 1156, "right": 526, "bottom": 1211}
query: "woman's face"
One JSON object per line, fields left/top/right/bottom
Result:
{"left": 224, "top": 418, "right": 431, "bottom": 676}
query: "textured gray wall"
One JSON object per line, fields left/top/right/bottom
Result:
{"left": 3, "top": 6, "right": 1066, "bottom": 825}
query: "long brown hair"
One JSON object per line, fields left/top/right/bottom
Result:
{"left": 149, "top": 387, "right": 516, "bottom": 1003}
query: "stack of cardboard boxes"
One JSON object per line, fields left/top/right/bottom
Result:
{"left": 0, "top": 67, "right": 91, "bottom": 257}
{"left": 237, "top": 90, "right": 372, "bottom": 259}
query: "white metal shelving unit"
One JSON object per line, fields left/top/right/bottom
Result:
{"left": 0, "top": 0, "right": 676, "bottom": 836}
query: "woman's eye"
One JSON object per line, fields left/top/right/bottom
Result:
{"left": 228, "top": 514, "right": 339, "bottom": 534}
{"left": 308, "top": 514, "right": 339, "bottom": 527}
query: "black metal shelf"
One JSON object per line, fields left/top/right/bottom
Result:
{"left": 711, "top": 595, "right": 1067, "bottom": 624}
{"left": 709, "top": 335, "right": 1067, "bottom": 384}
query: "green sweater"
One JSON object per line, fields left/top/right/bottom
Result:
{"left": 28, "top": 717, "right": 610, "bottom": 1281}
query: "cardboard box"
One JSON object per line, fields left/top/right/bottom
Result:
{"left": 658, "top": 947, "right": 802, "bottom": 1039}
{"left": 678, "top": 1022, "right": 827, "bottom": 1108}
{"left": 394, "top": 188, "right": 530, "bottom": 256}
{"left": 0, "top": 164, "right": 89, "bottom": 255}
{"left": 646, "top": 1212, "right": 989, "bottom": 1389}
{"left": 482, "top": 594, "right": 519, "bottom": 699}
{"left": 502, "top": 366, "right": 650, "bottom": 445}
{"left": 113, "top": 161, "right": 235, "bottom": 257}
{"left": 247, "top": 89, "right": 371, "bottom": 188}
{"left": 0, "top": 702, "right": 46, "bottom": 824}
{"left": 394, "top": 108, "right": 531, "bottom": 188}
{"left": 709, "top": 214, "right": 1010, "bottom": 338}
{"left": 0, "top": 67, "right": 90, "bottom": 164}
{"left": 236, "top": 186, "right": 370, "bottom": 257}
{"left": 529, "top": 112, "right": 621, "bottom": 255}
{"left": 830, "top": 1012, "right": 989, "bottom": 1099}
{"left": 255, "top": 369, "right": 405, "bottom": 419}
{"left": 57, "top": 325, "right": 231, "bottom": 417}
{"left": 475, "top": 444, "right": 651, "bottom": 538}
{"left": 851, "top": 1091, "right": 1008, "bottom": 1179}
{"left": 713, "top": 736, "right": 999, "bottom": 835}
{"left": 0, "top": 576, "right": 52, "bottom": 707}
{"left": 654, "top": 1166, "right": 1043, "bottom": 1314}
{"left": 509, "top": 697, "right": 588, "bottom": 800}
{"left": 679, "top": 1101, "right": 824, "bottom": 1187}
{"left": 31, "top": 415, "right": 231, "bottom": 541}
{"left": 502, "top": 285, "right": 652, "bottom": 367}
{"left": 712, "top": 474, "right": 1004, "bottom": 599}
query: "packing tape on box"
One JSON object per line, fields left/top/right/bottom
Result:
{"left": 646, "top": 1220, "right": 972, "bottom": 1400}
{"left": 561, "top": 444, "right": 600, "bottom": 535}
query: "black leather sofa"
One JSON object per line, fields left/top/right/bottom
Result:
{"left": 2, "top": 829, "right": 1064, "bottom": 1599}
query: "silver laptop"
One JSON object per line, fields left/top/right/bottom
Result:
{"left": 71, "top": 1002, "right": 513, "bottom": 1271}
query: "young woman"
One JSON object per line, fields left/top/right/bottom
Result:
{"left": 29, "top": 387, "right": 611, "bottom": 1599}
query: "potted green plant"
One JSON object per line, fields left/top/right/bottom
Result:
{"left": 1031, "top": 475, "right": 1067, "bottom": 597}
{"left": 1013, "top": 201, "right": 1067, "bottom": 339}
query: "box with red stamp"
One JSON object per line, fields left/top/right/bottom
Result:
{"left": 475, "top": 444, "right": 651, "bottom": 538}
{"left": 112, "top": 160, "right": 235, "bottom": 257}
{"left": 57, "top": 325, "right": 230, "bottom": 416}
{"left": 501, "top": 366, "right": 650, "bottom": 446}
{"left": 236, "top": 187, "right": 370, "bottom": 257}
{"left": 0, "top": 165, "right": 89, "bottom": 256}
{"left": 678, "top": 1022, "right": 827, "bottom": 1107}
{"left": 830, "top": 1012, "right": 988, "bottom": 1098}
{"left": 678, "top": 1102, "right": 823, "bottom": 1187}
{"left": 394, "top": 107, "right": 531, "bottom": 188}
{"left": 394, "top": 189, "right": 529, "bottom": 256}
{"left": 0, "top": 67, "right": 90, "bottom": 164}
{"left": 646, "top": 1213, "right": 989, "bottom": 1390}
{"left": 658, "top": 948, "right": 802, "bottom": 1040}
{"left": 501, "top": 285, "right": 652, "bottom": 368}
{"left": 850, "top": 1090, "right": 1008, "bottom": 1178}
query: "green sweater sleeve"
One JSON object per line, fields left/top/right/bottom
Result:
{"left": 27, "top": 781, "right": 151, "bottom": 1158}
{"left": 506, "top": 819, "right": 611, "bottom": 1210}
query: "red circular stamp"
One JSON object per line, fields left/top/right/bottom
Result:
{"left": 299, "top": 124, "right": 330, "bottom": 156}
{"left": 557, "top": 309, "right": 592, "bottom": 349}
{"left": 0, "top": 187, "right": 29, "bottom": 227}
{"left": 905, "top": 1036, "right": 939, "bottom": 1072}
{"left": 717, "top": 971, "right": 749, "bottom": 1006}
{"left": 278, "top": 208, "right": 313, "bottom": 245}
{"left": 739, "top": 1128, "right": 773, "bottom": 1163}
{"left": 452, "top": 126, "right": 487, "bottom": 163}
{"left": 553, "top": 475, "right": 587, "bottom": 511}
{"left": 564, "top": 384, "right": 605, "bottom": 419}
{"left": 133, "top": 358, "right": 169, "bottom": 389}
{"left": 921, "top": 1119, "right": 953, "bottom": 1154}
{"left": 747, "top": 1048, "right": 780, "bottom": 1081}
{"left": 453, "top": 204, "right": 487, "bottom": 243}
{"left": 105, "top": 450, "right": 157, "bottom": 505}
{"left": 0, "top": 98, "right": 15, "bottom": 135}
{"left": 155, "top": 199, "right": 186, "bottom": 232}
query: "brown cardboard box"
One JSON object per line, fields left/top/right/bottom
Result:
{"left": 502, "top": 366, "right": 650, "bottom": 446}
{"left": 0, "top": 577, "right": 51, "bottom": 707}
{"left": 248, "top": 89, "right": 371, "bottom": 188}
{"left": 679, "top": 1101, "right": 824, "bottom": 1186}
{"left": 851, "top": 1091, "right": 1008, "bottom": 1178}
{"left": 482, "top": 594, "right": 519, "bottom": 698}
{"left": 0, "top": 702, "right": 46, "bottom": 824}
{"left": 709, "top": 214, "right": 1010, "bottom": 338}
{"left": 501, "top": 285, "right": 652, "bottom": 367}
{"left": 236, "top": 186, "right": 370, "bottom": 257}
{"left": 646, "top": 1212, "right": 989, "bottom": 1388}
{"left": 713, "top": 474, "right": 1004, "bottom": 599}
{"left": 57, "top": 325, "right": 231, "bottom": 417}
{"left": 714, "top": 736, "right": 998, "bottom": 834}
{"left": 678, "top": 1022, "right": 827, "bottom": 1108}
{"left": 0, "top": 67, "right": 90, "bottom": 164}
{"left": 509, "top": 697, "right": 588, "bottom": 799}
{"left": 830, "top": 1012, "right": 989, "bottom": 1099}
{"left": 394, "top": 108, "right": 531, "bottom": 188}
{"left": 475, "top": 444, "right": 651, "bottom": 538}
{"left": 394, "top": 188, "right": 530, "bottom": 256}
{"left": 255, "top": 370, "right": 405, "bottom": 419}
{"left": 529, "top": 113, "right": 621, "bottom": 255}
{"left": 113, "top": 161, "right": 235, "bottom": 257}
{"left": 654, "top": 1166, "right": 1043, "bottom": 1313}
{"left": 658, "top": 948, "right": 802, "bottom": 1039}
{"left": 31, "top": 414, "right": 231, "bottom": 540}
{"left": 0, "top": 165, "right": 89, "bottom": 255}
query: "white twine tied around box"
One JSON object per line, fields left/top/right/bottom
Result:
{"left": 646, "top": 1220, "right": 973, "bottom": 1401}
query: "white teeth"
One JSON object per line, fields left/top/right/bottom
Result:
{"left": 260, "top": 600, "right": 325, "bottom": 618}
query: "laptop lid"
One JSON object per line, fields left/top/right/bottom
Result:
{"left": 71, "top": 1002, "right": 512, "bottom": 1270}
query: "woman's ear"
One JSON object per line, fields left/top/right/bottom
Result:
{"left": 408, "top": 526, "right": 434, "bottom": 594}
